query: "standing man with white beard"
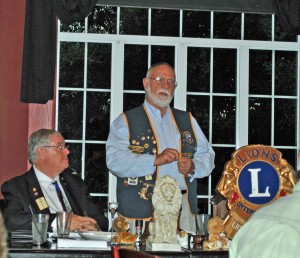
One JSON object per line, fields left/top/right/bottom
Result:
{"left": 106, "top": 62, "right": 215, "bottom": 233}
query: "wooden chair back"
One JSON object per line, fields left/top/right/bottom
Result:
{"left": 111, "top": 245, "right": 160, "bottom": 258}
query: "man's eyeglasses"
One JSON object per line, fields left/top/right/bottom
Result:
{"left": 43, "top": 145, "right": 69, "bottom": 151}
{"left": 147, "top": 76, "right": 177, "bottom": 88}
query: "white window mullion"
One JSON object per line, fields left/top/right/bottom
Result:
{"left": 81, "top": 39, "right": 88, "bottom": 180}
{"left": 241, "top": 13, "right": 244, "bottom": 40}
{"left": 117, "top": 7, "right": 120, "bottom": 35}
{"left": 108, "top": 41, "right": 124, "bottom": 204}
{"left": 272, "top": 14, "right": 275, "bottom": 42}
{"left": 174, "top": 43, "right": 187, "bottom": 110}
{"left": 271, "top": 50, "right": 275, "bottom": 146}
{"left": 110, "top": 41, "right": 124, "bottom": 122}
{"left": 236, "top": 46, "right": 249, "bottom": 149}
{"left": 148, "top": 9, "right": 151, "bottom": 37}
{"left": 55, "top": 36, "right": 61, "bottom": 129}
{"left": 148, "top": 9, "right": 152, "bottom": 65}
{"left": 297, "top": 36, "right": 300, "bottom": 171}
{"left": 209, "top": 47, "right": 214, "bottom": 145}
{"left": 210, "top": 12, "right": 214, "bottom": 39}
{"left": 179, "top": 10, "right": 183, "bottom": 38}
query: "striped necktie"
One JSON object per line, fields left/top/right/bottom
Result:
{"left": 52, "top": 180, "right": 67, "bottom": 212}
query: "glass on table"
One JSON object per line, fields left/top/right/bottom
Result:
{"left": 32, "top": 214, "right": 49, "bottom": 246}
{"left": 194, "top": 214, "right": 210, "bottom": 246}
{"left": 108, "top": 201, "right": 119, "bottom": 245}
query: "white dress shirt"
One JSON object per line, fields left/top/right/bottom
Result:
{"left": 33, "top": 166, "right": 72, "bottom": 213}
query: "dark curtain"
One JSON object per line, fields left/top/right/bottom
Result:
{"left": 96, "top": 0, "right": 275, "bottom": 14}
{"left": 272, "top": 0, "right": 300, "bottom": 37}
{"left": 20, "top": 0, "right": 97, "bottom": 104}
{"left": 21, "top": 0, "right": 299, "bottom": 103}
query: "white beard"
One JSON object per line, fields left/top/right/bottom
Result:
{"left": 145, "top": 85, "right": 173, "bottom": 108}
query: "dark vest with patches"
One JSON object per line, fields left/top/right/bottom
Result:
{"left": 117, "top": 105, "right": 198, "bottom": 219}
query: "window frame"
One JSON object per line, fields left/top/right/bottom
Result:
{"left": 56, "top": 9, "right": 300, "bottom": 215}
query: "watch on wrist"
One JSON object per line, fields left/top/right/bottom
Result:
{"left": 189, "top": 162, "right": 195, "bottom": 176}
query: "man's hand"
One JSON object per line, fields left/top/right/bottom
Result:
{"left": 70, "top": 214, "right": 99, "bottom": 231}
{"left": 154, "top": 148, "right": 179, "bottom": 166}
{"left": 178, "top": 157, "right": 195, "bottom": 176}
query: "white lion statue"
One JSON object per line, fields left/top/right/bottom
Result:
{"left": 150, "top": 176, "right": 182, "bottom": 244}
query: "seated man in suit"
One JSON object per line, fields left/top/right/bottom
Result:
{"left": 1, "top": 129, "right": 108, "bottom": 232}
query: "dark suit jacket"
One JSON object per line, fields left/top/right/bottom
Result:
{"left": 1, "top": 167, "right": 108, "bottom": 232}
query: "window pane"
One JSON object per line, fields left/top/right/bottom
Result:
{"left": 151, "top": 46, "right": 175, "bottom": 66}
{"left": 274, "top": 99, "right": 296, "bottom": 146}
{"left": 249, "top": 50, "right": 272, "bottom": 95}
{"left": 183, "top": 11, "right": 210, "bottom": 38}
{"left": 197, "top": 177, "right": 209, "bottom": 215}
{"left": 67, "top": 143, "right": 82, "bottom": 174}
{"left": 212, "top": 96, "right": 236, "bottom": 144}
{"left": 186, "top": 96, "right": 210, "bottom": 139}
{"left": 275, "top": 51, "right": 297, "bottom": 96}
{"left": 85, "top": 144, "right": 109, "bottom": 193}
{"left": 59, "top": 42, "right": 84, "bottom": 88}
{"left": 187, "top": 47, "right": 210, "bottom": 92}
{"left": 214, "top": 12, "right": 241, "bottom": 39}
{"left": 212, "top": 147, "right": 236, "bottom": 194}
{"left": 120, "top": 8, "right": 148, "bottom": 35}
{"left": 87, "top": 43, "right": 112, "bottom": 89}
{"left": 151, "top": 9, "right": 179, "bottom": 37}
{"left": 244, "top": 14, "right": 271, "bottom": 41}
{"left": 58, "top": 91, "right": 83, "bottom": 139}
{"left": 86, "top": 92, "right": 111, "bottom": 141}
{"left": 197, "top": 177, "right": 209, "bottom": 196}
{"left": 213, "top": 48, "right": 237, "bottom": 94}
{"left": 88, "top": 6, "right": 117, "bottom": 34}
{"left": 197, "top": 197, "right": 210, "bottom": 214}
{"left": 124, "top": 45, "right": 148, "bottom": 90}
{"left": 277, "top": 149, "right": 297, "bottom": 171}
{"left": 249, "top": 98, "right": 271, "bottom": 145}
{"left": 123, "top": 93, "right": 145, "bottom": 111}
{"left": 91, "top": 197, "right": 108, "bottom": 215}
{"left": 275, "top": 16, "right": 297, "bottom": 42}
{"left": 60, "top": 21, "right": 85, "bottom": 33}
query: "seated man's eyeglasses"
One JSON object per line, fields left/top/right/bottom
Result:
{"left": 147, "top": 76, "right": 177, "bottom": 88}
{"left": 43, "top": 145, "right": 69, "bottom": 151}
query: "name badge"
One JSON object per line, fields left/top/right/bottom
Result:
{"left": 36, "top": 197, "right": 48, "bottom": 210}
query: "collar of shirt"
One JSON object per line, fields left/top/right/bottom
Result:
{"left": 144, "top": 99, "right": 171, "bottom": 121}
{"left": 33, "top": 165, "right": 54, "bottom": 185}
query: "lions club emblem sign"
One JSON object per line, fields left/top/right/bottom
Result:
{"left": 216, "top": 145, "right": 297, "bottom": 239}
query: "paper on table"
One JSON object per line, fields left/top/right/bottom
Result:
{"left": 57, "top": 238, "right": 107, "bottom": 248}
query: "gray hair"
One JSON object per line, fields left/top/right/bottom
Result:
{"left": 145, "top": 62, "right": 175, "bottom": 78}
{"left": 28, "top": 129, "right": 62, "bottom": 164}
